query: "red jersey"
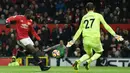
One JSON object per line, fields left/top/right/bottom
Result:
{"left": 6, "top": 15, "right": 41, "bottom": 40}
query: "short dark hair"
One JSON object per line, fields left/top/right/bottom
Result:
{"left": 85, "top": 2, "right": 95, "bottom": 10}
{"left": 25, "top": 9, "right": 32, "bottom": 14}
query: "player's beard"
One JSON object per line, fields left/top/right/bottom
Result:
{"left": 26, "top": 15, "right": 31, "bottom": 19}
{"left": 26, "top": 15, "right": 33, "bottom": 19}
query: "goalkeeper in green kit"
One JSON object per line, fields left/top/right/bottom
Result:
{"left": 44, "top": 40, "right": 73, "bottom": 66}
{"left": 66, "top": 2, "right": 124, "bottom": 70}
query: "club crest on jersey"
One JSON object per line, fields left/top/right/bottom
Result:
{"left": 21, "top": 24, "right": 28, "bottom": 29}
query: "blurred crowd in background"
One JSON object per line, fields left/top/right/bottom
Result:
{"left": 0, "top": 24, "right": 130, "bottom": 58}
{"left": 0, "top": 0, "right": 130, "bottom": 58}
{"left": 0, "top": 0, "right": 130, "bottom": 24}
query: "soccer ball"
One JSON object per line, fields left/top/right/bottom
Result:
{"left": 52, "top": 50, "right": 60, "bottom": 58}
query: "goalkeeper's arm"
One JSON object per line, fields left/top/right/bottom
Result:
{"left": 99, "top": 14, "right": 123, "bottom": 41}
{"left": 66, "top": 18, "right": 84, "bottom": 47}
{"left": 73, "top": 18, "right": 84, "bottom": 41}
{"left": 99, "top": 14, "right": 116, "bottom": 36}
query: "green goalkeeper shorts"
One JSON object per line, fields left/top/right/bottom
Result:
{"left": 83, "top": 37, "right": 104, "bottom": 53}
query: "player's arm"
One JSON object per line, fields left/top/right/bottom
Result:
{"left": 6, "top": 16, "right": 20, "bottom": 28}
{"left": 66, "top": 17, "right": 84, "bottom": 47}
{"left": 44, "top": 44, "right": 60, "bottom": 52}
{"left": 73, "top": 18, "right": 84, "bottom": 41}
{"left": 6, "top": 15, "right": 20, "bottom": 23}
{"left": 30, "top": 25, "right": 41, "bottom": 41}
{"left": 99, "top": 14, "right": 116, "bottom": 36}
{"left": 100, "top": 14, "right": 123, "bottom": 41}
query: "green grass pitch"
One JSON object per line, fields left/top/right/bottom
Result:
{"left": 0, "top": 66, "right": 129, "bottom": 73}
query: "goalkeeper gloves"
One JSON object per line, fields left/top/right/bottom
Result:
{"left": 66, "top": 40, "right": 75, "bottom": 47}
{"left": 114, "top": 34, "right": 124, "bottom": 41}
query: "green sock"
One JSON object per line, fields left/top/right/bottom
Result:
{"left": 87, "top": 53, "right": 101, "bottom": 63}
{"left": 79, "top": 54, "right": 90, "bottom": 63}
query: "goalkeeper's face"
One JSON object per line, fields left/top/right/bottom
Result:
{"left": 60, "top": 40, "right": 64, "bottom": 45}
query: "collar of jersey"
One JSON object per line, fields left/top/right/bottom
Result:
{"left": 88, "top": 11, "right": 94, "bottom": 13}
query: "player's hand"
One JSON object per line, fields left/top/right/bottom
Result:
{"left": 37, "top": 37, "right": 41, "bottom": 41}
{"left": 5, "top": 23, "right": 10, "bottom": 28}
{"left": 66, "top": 40, "right": 75, "bottom": 47}
{"left": 114, "top": 35, "right": 124, "bottom": 41}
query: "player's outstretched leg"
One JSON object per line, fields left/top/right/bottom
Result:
{"left": 85, "top": 52, "right": 102, "bottom": 70}
{"left": 32, "top": 50, "right": 51, "bottom": 71}
{"left": 83, "top": 45, "right": 93, "bottom": 70}
{"left": 65, "top": 57, "right": 73, "bottom": 66}
{"left": 26, "top": 44, "right": 51, "bottom": 71}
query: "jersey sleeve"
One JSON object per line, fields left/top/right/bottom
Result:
{"left": 73, "top": 17, "right": 84, "bottom": 41}
{"left": 30, "top": 24, "right": 41, "bottom": 41}
{"left": 99, "top": 14, "right": 116, "bottom": 36}
{"left": 6, "top": 15, "right": 20, "bottom": 23}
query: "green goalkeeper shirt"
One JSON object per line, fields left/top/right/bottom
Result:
{"left": 73, "top": 11, "right": 116, "bottom": 41}
{"left": 56, "top": 45, "right": 65, "bottom": 57}
{"left": 51, "top": 44, "right": 65, "bottom": 57}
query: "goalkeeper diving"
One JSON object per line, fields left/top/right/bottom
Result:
{"left": 66, "top": 2, "right": 124, "bottom": 70}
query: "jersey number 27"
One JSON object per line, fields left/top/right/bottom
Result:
{"left": 84, "top": 18, "right": 95, "bottom": 29}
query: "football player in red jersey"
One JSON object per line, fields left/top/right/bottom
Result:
{"left": 6, "top": 9, "right": 50, "bottom": 71}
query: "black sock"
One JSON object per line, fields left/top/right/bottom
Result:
{"left": 65, "top": 58, "right": 73, "bottom": 65}
{"left": 32, "top": 51, "right": 40, "bottom": 63}
{"left": 32, "top": 50, "right": 45, "bottom": 66}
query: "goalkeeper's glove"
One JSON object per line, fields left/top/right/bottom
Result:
{"left": 66, "top": 40, "right": 75, "bottom": 47}
{"left": 114, "top": 34, "right": 124, "bottom": 41}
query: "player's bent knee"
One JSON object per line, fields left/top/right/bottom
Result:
{"left": 26, "top": 44, "right": 38, "bottom": 53}
{"left": 88, "top": 54, "right": 93, "bottom": 58}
